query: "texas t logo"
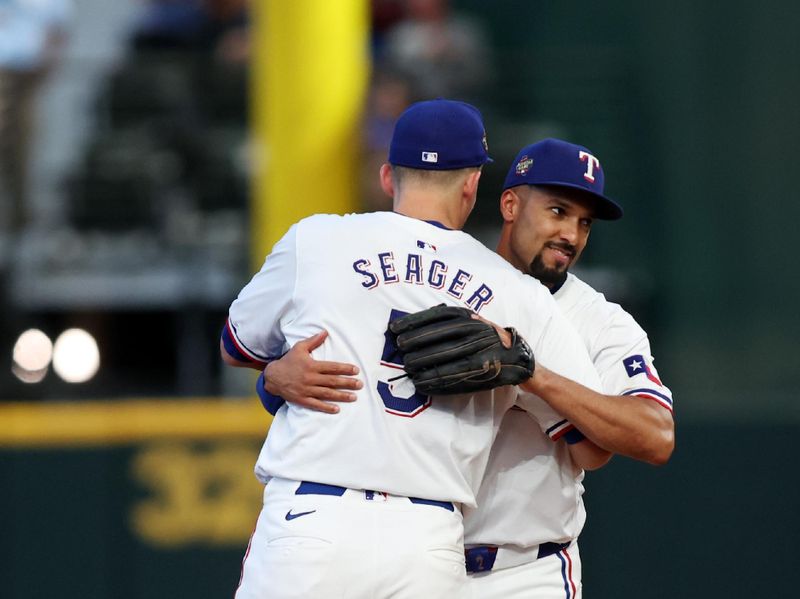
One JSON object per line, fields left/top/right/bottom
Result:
{"left": 578, "top": 151, "right": 601, "bottom": 183}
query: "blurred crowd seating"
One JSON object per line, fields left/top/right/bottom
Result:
{"left": 0, "top": 0, "right": 648, "bottom": 400}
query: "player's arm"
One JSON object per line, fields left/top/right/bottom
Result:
{"left": 567, "top": 438, "right": 612, "bottom": 471}
{"left": 500, "top": 304, "right": 674, "bottom": 467}
{"left": 390, "top": 303, "right": 672, "bottom": 466}
{"left": 521, "top": 367, "right": 674, "bottom": 466}
{"left": 259, "top": 330, "right": 362, "bottom": 414}
{"left": 220, "top": 338, "right": 262, "bottom": 369}
{"left": 516, "top": 389, "right": 612, "bottom": 471}
{"left": 221, "top": 225, "right": 299, "bottom": 369}
{"left": 510, "top": 303, "right": 618, "bottom": 463}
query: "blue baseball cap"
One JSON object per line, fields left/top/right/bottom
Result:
{"left": 388, "top": 99, "right": 492, "bottom": 170}
{"left": 503, "top": 138, "right": 623, "bottom": 220}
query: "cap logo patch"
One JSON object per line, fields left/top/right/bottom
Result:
{"left": 515, "top": 155, "right": 534, "bottom": 175}
{"left": 421, "top": 151, "right": 438, "bottom": 163}
{"left": 578, "top": 150, "right": 600, "bottom": 183}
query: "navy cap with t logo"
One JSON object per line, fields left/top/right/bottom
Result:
{"left": 389, "top": 99, "right": 492, "bottom": 170}
{"left": 503, "top": 138, "right": 623, "bottom": 220}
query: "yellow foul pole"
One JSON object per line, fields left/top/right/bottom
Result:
{"left": 251, "top": 0, "right": 369, "bottom": 267}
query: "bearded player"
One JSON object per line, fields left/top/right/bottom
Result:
{"left": 459, "top": 139, "right": 674, "bottom": 598}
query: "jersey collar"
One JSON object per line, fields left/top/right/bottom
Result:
{"left": 424, "top": 220, "right": 452, "bottom": 230}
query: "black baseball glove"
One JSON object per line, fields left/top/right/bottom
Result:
{"left": 389, "top": 304, "right": 535, "bottom": 395}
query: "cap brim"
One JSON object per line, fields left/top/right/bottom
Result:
{"left": 510, "top": 181, "right": 623, "bottom": 220}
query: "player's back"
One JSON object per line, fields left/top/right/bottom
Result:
{"left": 233, "top": 211, "right": 566, "bottom": 505}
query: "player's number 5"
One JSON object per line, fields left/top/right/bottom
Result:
{"left": 377, "top": 309, "right": 432, "bottom": 417}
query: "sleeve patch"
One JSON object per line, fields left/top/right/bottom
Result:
{"left": 623, "top": 354, "right": 663, "bottom": 386}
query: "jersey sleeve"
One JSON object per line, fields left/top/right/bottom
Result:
{"left": 593, "top": 314, "right": 674, "bottom": 413}
{"left": 223, "top": 224, "right": 299, "bottom": 366}
{"left": 256, "top": 372, "right": 287, "bottom": 415}
{"left": 517, "top": 293, "right": 603, "bottom": 444}
{"left": 515, "top": 391, "right": 586, "bottom": 445}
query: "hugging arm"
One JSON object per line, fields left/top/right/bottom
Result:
{"left": 258, "top": 331, "right": 362, "bottom": 415}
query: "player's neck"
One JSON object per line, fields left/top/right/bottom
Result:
{"left": 393, "top": 196, "right": 466, "bottom": 230}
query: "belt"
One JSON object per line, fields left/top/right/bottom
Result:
{"left": 465, "top": 541, "right": 572, "bottom": 573}
{"left": 296, "top": 481, "right": 455, "bottom": 512}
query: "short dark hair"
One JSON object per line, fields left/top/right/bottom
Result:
{"left": 391, "top": 165, "right": 480, "bottom": 192}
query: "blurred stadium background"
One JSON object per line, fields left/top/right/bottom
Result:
{"left": 1, "top": 1, "right": 798, "bottom": 597}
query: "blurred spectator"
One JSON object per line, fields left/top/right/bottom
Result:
{"left": 361, "top": 70, "right": 412, "bottom": 211}
{"left": 127, "top": 0, "right": 249, "bottom": 124}
{"left": 362, "top": 0, "right": 492, "bottom": 210}
{"left": 132, "top": 0, "right": 249, "bottom": 61}
{"left": 0, "top": 0, "right": 72, "bottom": 235}
{"left": 370, "top": 0, "right": 405, "bottom": 58}
{"left": 209, "top": 0, "right": 249, "bottom": 67}
{"left": 381, "top": 0, "right": 490, "bottom": 101}
{"left": 130, "top": 0, "right": 208, "bottom": 50}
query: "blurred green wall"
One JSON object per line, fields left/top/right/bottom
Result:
{"left": 0, "top": 440, "right": 262, "bottom": 598}
{"left": 459, "top": 0, "right": 800, "bottom": 421}
{"left": 459, "top": 1, "right": 800, "bottom": 596}
{"left": 2, "top": 419, "right": 797, "bottom": 598}
{"left": 0, "top": 400, "right": 268, "bottom": 599}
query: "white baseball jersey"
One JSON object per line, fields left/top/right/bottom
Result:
{"left": 227, "top": 212, "right": 602, "bottom": 506}
{"left": 464, "top": 271, "right": 673, "bottom": 546}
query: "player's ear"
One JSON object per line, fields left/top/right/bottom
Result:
{"left": 463, "top": 168, "right": 482, "bottom": 200}
{"left": 500, "top": 189, "right": 520, "bottom": 223}
{"left": 379, "top": 163, "right": 395, "bottom": 198}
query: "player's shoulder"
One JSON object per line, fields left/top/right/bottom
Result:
{"left": 557, "top": 273, "right": 632, "bottom": 319}
{"left": 557, "top": 273, "right": 647, "bottom": 341}
{"left": 297, "top": 210, "right": 445, "bottom": 232}
{"left": 296, "top": 211, "right": 363, "bottom": 229}
{"left": 291, "top": 211, "right": 393, "bottom": 241}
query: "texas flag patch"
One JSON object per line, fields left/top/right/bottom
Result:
{"left": 623, "top": 354, "right": 663, "bottom": 386}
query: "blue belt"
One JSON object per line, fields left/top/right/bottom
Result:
{"left": 296, "top": 481, "right": 455, "bottom": 512}
{"left": 465, "top": 542, "right": 572, "bottom": 573}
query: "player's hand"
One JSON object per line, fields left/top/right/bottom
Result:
{"left": 469, "top": 312, "right": 513, "bottom": 348}
{"left": 263, "top": 330, "right": 363, "bottom": 414}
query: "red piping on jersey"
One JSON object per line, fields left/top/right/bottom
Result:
{"left": 632, "top": 393, "right": 674, "bottom": 413}
{"left": 385, "top": 401, "right": 432, "bottom": 418}
{"left": 550, "top": 423, "right": 576, "bottom": 441}
{"left": 645, "top": 365, "right": 663, "bottom": 386}
{"left": 225, "top": 319, "right": 268, "bottom": 366}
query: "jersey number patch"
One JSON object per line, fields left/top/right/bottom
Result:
{"left": 377, "top": 309, "right": 431, "bottom": 417}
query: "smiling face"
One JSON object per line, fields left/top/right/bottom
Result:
{"left": 498, "top": 185, "right": 596, "bottom": 288}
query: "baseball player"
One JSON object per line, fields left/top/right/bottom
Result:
{"left": 461, "top": 139, "right": 674, "bottom": 598}
{"left": 258, "top": 139, "right": 674, "bottom": 598}
{"left": 220, "top": 100, "right": 604, "bottom": 599}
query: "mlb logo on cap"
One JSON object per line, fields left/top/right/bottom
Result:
{"left": 389, "top": 99, "right": 493, "bottom": 170}
{"left": 503, "top": 138, "right": 623, "bottom": 220}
